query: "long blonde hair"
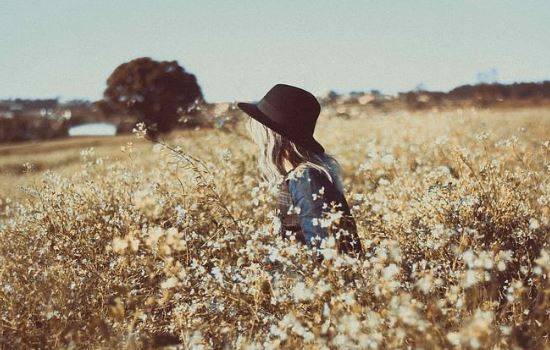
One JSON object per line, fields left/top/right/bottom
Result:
{"left": 245, "top": 117, "right": 345, "bottom": 193}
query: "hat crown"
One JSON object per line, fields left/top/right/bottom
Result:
{"left": 257, "top": 84, "right": 320, "bottom": 130}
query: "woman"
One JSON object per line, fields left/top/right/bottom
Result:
{"left": 237, "top": 84, "right": 363, "bottom": 260}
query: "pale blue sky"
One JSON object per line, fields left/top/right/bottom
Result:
{"left": 1, "top": 0, "right": 549, "bottom": 102}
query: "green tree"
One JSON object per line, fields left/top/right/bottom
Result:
{"left": 103, "top": 57, "right": 204, "bottom": 137}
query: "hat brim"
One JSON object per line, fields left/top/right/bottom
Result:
{"left": 237, "top": 102, "right": 325, "bottom": 154}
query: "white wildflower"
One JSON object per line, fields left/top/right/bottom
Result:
{"left": 211, "top": 267, "right": 225, "bottom": 286}
{"left": 293, "top": 282, "right": 314, "bottom": 302}
{"left": 464, "top": 270, "right": 478, "bottom": 288}
{"left": 112, "top": 237, "right": 128, "bottom": 253}
{"left": 161, "top": 277, "right": 178, "bottom": 289}
{"left": 381, "top": 153, "right": 395, "bottom": 165}
{"left": 383, "top": 263, "right": 399, "bottom": 280}
{"left": 175, "top": 205, "right": 187, "bottom": 224}
{"left": 529, "top": 218, "right": 540, "bottom": 230}
{"left": 416, "top": 274, "right": 433, "bottom": 294}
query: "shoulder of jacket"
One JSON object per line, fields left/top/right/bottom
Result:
{"left": 285, "top": 164, "right": 315, "bottom": 181}
{"left": 286, "top": 165, "right": 330, "bottom": 188}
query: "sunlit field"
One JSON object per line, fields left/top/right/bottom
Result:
{"left": 1, "top": 106, "right": 549, "bottom": 349}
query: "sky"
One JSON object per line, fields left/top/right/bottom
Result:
{"left": 1, "top": 0, "right": 550, "bottom": 103}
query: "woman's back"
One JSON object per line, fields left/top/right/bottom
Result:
{"left": 276, "top": 165, "right": 363, "bottom": 257}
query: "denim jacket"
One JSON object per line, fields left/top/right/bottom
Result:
{"left": 277, "top": 166, "right": 363, "bottom": 257}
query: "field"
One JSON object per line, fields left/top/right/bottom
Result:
{"left": 1, "top": 107, "right": 549, "bottom": 349}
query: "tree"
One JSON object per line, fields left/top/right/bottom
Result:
{"left": 103, "top": 57, "right": 204, "bottom": 137}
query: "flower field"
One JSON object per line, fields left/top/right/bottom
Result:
{"left": 0, "top": 106, "right": 549, "bottom": 349}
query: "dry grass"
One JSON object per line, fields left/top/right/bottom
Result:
{"left": 0, "top": 107, "right": 549, "bottom": 349}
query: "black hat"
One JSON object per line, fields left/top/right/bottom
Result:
{"left": 237, "top": 83, "right": 325, "bottom": 154}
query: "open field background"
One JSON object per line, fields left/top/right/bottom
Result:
{"left": 1, "top": 107, "right": 549, "bottom": 348}
{"left": 2, "top": 107, "right": 548, "bottom": 200}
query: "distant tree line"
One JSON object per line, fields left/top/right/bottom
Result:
{"left": 0, "top": 98, "right": 58, "bottom": 110}
{"left": 2, "top": 67, "right": 550, "bottom": 143}
{"left": 398, "top": 81, "right": 550, "bottom": 110}
{"left": 449, "top": 81, "right": 550, "bottom": 100}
